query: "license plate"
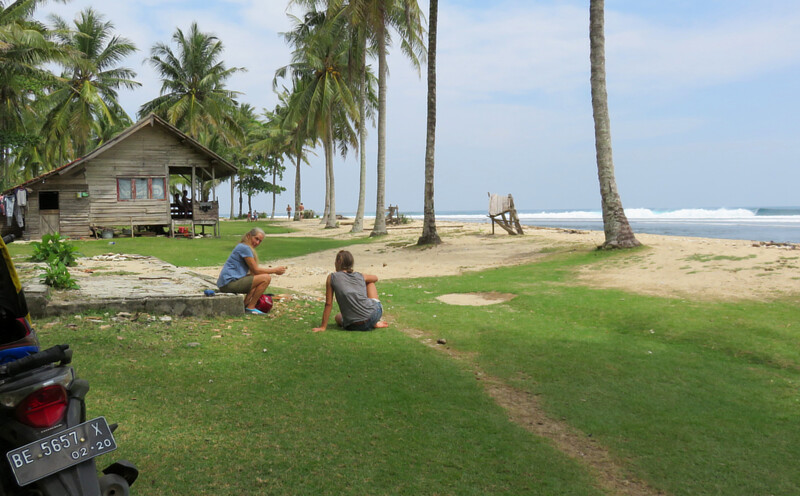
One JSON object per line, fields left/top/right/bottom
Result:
{"left": 6, "top": 417, "right": 117, "bottom": 486}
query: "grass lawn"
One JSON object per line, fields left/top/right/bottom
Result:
{"left": 18, "top": 233, "right": 800, "bottom": 494}
{"left": 39, "top": 309, "right": 601, "bottom": 495}
{"left": 7, "top": 220, "right": 372, "bottom": 267}
{"left": 384, "top": 250, "right": 800, "bottom": 495}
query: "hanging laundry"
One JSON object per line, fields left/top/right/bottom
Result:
{"left": 4, "top": 195, "right": 15, "bottom": 226}
{"left": 15, "top": 188, "right": 27, "bottom": 207}
{"left": 14, "top": 200, "right": 23, "bottom": 228}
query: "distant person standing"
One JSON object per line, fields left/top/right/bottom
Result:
{"left": 299, "top": 202, "right": 305, "bottom": 219}
{"left": 286, "top": 204, "right": 292, "bottom": 219}
{"left": 181, "top": 189, "right": 191, "bottom": 217}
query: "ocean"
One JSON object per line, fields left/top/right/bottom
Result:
{"left": 400, "top": 207, "right": 800, "bottom": 244}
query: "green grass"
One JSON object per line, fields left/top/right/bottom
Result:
{"left": 39, "top": 309, "right": 601, "bottom": 495}
{"left": 683, "top": 253, "right": 757, "bottom": 263}
{"left": 18, "top": 236, "right": 800, "bottom": 494}
{"left": 383, "top": 250, "right": 800, "bottom": 495}
{"left": 8, "top": 220, "right": 373, "bottom": 267}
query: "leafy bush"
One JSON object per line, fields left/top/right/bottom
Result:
{"left": 40, "top": 259, "right": 79, "bottom": 289}
{"left": 30, "top": 233, "right": 81, "bottom": 266}
{"left": 31, "top": 233, "right": 81, "bottom": 289}
{"left": 302, "top": 209, "right": 316, "bottom": 219}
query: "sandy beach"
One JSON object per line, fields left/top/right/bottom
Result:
{"left": 194, "top": 218, "right": 800, "bottom": 302}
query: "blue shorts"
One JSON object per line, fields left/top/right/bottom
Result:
{"left": 345, "top": 300, "right": 383, "bottom": 331}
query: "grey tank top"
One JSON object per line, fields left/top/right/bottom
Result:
{"left": 330, "top": 271, "right": 376, "bottom": 327}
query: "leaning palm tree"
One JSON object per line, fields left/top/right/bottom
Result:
{"left": 589, "top": 0, "right": 640, "bottom": 249}
{"left": 43, "top": 8, "right": 140, "bottom": 159}
{"left": 417, "top": 0, "right": 440, "bottom": 245}
{"left": 139, "top": 22, "right": 244, "bottom": 147}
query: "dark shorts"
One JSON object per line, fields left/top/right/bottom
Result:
{"left": 218, "top": 275, "right": 254, "bottom": 294}
{"left": 345, "top": 300, "right": 383, "bottom": 331}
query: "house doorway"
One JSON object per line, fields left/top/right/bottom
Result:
{"left": 39, "top": 191, "right": 60, "bottom": 235}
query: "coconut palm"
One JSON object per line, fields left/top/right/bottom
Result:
{"left": 268, "top": 88, "right": 314, "bottom": 221}
{"left": 322, "top": 2, "right": 378, "bottom": 233}
{"left": 417, "top": 0, "right": 440, "bottom": 245}
{"left": 295, "top": 0, "right": 425, "bottom": 235}
{"left": 42, "top": 8, "right": 140, "bottom": 159}
{"left": 341, "top": 0, "right": 425, "bottom": 237}
{"left": 0, "top": 0, "right": 69, "bottom": 188}
{"left": 140, "top": 22, "right": 244, "bottom": 147}
{"left": 589, "top": 0, "right": 640, "bottom": 248}
{"left": 276, "top": 7, "right": 359, "bottom": 228}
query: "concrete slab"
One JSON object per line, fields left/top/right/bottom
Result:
{"left": 19, "top": 254, "right": 245, "bottom": 317}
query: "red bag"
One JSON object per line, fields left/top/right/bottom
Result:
{"left": 256, "top": 294, "right": 273, "bottom": 313}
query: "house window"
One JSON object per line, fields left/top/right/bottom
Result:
{"left": 39, "top": 191, "right": 59, "bottom": 210}
{"left": 117, "top": 177, "right": 167, "bottom": 201}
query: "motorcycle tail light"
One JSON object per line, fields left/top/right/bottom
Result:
{"left": 16, "top": 385, "right": 68, "bottom": 428}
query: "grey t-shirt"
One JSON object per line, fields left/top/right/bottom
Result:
{"left": 330, "top": 271, "right": 376, "bottom": 327}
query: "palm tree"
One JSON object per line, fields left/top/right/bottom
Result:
{"left": 335, "top": 0, "right": 426, "bottom": 237}
{"left": 0, "top": 0, "right": 69, "bottom": 188}
{"left": 324, "top": 2, "right": 377, "bottom": 233}
{"left": 589, "top": 0, "right": 640, "bottom": 249}
{"left": 269, "top": 88, "right": 314, "bottom": 221}
{"left": 417, "top": 0, "right": 440, "bottom": 245}
{"left": 43, "top": 8, "right": 140, "bottom": 159}
{"left": 140, "top": 22, "right": 244, "bottom": 147}
{"left": 277, "top": 8, "right": 358, "bottom": 228}
{"left": 290, "top": 1, "right": 423, "bottom": 233}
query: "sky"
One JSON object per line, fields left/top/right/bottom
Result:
{"left": 36, "top": 0, "right": 800, "bottom": 214}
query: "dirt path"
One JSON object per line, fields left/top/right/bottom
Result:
{"left": 399, "top": 325, "right": 667, "bottom": 496}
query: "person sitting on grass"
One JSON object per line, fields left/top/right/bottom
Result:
{"left": 313, "top": 250, "right": 389, "bottom": 332}
{"left": 216, "top": 228, "right": 286, "bottom": 315}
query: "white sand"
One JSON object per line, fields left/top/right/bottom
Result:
{"left": 194, "top": 218, "right": 800, "bottom": 302}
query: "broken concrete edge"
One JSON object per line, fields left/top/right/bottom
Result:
{"left": 27, "top": 293, "right": 245, "bottom": 318}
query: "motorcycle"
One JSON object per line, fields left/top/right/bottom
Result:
{"left": 0, "top": 234, "right": 138, "bottom": 495}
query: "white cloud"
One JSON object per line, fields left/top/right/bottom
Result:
{"left": 606, "top": 8, "right": 800, "bottom": 91}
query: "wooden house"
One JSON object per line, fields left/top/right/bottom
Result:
{"left": 1, "top": 114, "right": 237, "bottom": 240}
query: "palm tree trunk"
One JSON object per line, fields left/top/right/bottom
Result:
{"left": 590, "top": 0, "right": 640, "bottom": 249}
{"left": 351, "top": 43, "right": 368, "bottom": 234}
{"left": 294, "top": 154, "right": 302, "bottom": 221}
{"left": 229, "top": 175, "right": 235, "bottom": 219}
{"left": 272, "top": 168, "right": 277, "bottom": 220}
{"left": 418, "top": 0, "right": 441, "bottom": 246}
{"left": 371, "top": 20, "right": 389, "bottom": 237}
{"left": 237, "top": 178, "right": 243, "bottom": 218}
{"left": 324, "top": 119, "right": 337, "bottom": 229}
{"left": 321, "top": 155, "right": 330, "bottom": 224}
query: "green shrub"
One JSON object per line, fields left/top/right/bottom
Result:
{"left": 30, "top": 233, "right": 81, "bottom": 266}
{"left": 31, "top": 233, "right": 81, "bottom": 289}
{"left": 40, "top": 259, "right": 79, "bottom": 289}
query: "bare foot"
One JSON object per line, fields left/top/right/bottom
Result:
{"left": 374, "top": 321, "right": 389, "bottom": 328}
